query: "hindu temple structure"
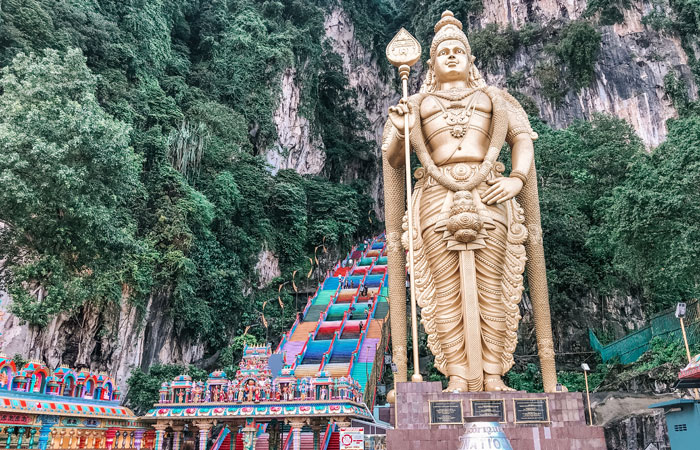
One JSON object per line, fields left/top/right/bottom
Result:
{"left": 0, "top": 357, "right": 151, "bottom": 450}
{"left": 0, "top": 235, "right": 391, "bottom": 450}
{"left": 142, "top": 235, "right": 391, "bottom": 450}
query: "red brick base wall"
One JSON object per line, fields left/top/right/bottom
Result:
{"left": 386, "top": 381, "right": 607, "bottom": 450}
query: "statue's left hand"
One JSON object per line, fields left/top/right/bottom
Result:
{"left": 482, "top": 177, "right": 523, "bottom": 205}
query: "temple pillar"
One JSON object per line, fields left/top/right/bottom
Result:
{"left": 287, "top": 420, "right": 306, "bottom": 450}
{"left": 105, "top": 427, "right": 119, "bottom": 450}
{"left": 193, "top": 420, "right": 215, "bottom": 450}
{"left": 171, "top": 425, "right": 184, "bottom": 450}
{"left": 77, "top": 429, "right": 86, "bottom": 449}
{"left": 37, "top": 416, "right": 58, "bottom": 450}
{"left": 16, "top": 427, "right": 26, "bottom": 449}
{"left": 267, "top": 421, "right": 277, "bottom": 450}
{"left": 133, "top": 430, "right": 145, "bottom": 450}
{"left": 67, "top": 429, "right": 75, "bottom": 449}
{"left": 152, "top": 424, "right": 167, "bottom": 450}
{"left": 311, "top": 424, "right": 322, "bottom": 450}
{"left": 241, "top": 419, "right": 256, "bottom": 450}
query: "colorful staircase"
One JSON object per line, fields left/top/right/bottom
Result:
{"left": 276, "top": 235, "right": 390, "bottom": 408}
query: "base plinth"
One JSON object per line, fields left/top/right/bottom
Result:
{"left": 386, "top": 381, "right": 607, "bottom": 450}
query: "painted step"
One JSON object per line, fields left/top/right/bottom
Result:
{"left": 282, "top": 341, "right": 306, "bottom": 365}
{"left": 294, "top": 363, "right": 320, "bottom": 377}
{"left": 324, "top": 363, "right": 349, "bottom": 378}
{"left": 255, "top": 433, "right": 269, "bottom": 450}
{"left": 374, "top": 302, "right": 389, "bottom": 319}
{"left": 358, "top": 338, "right": 380, "bottom": 363}
{"left": 367, "top": 321, "right": 382, "bottom": 338}
{"left": 304, "top": 304, "right": 327, "bottom": 322}
{"left": 291, "top": 322, "right": 316, "bottom": 341}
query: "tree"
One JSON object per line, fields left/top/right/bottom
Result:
{"left": 593, "top": 116, "right": 700, "bottom": 310}
{"left": 0, "top": 49, "right": 146, "bottom": 325}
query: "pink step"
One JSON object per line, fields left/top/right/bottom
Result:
{"left": 358, "top": 338, "right": 380, "bottom": 362}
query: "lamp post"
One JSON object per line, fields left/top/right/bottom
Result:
{"left": 675, "top": 302, "right": 699, "bottom": 399}
{"left": 581, "top": 363, "right": 592, "bottom": 426}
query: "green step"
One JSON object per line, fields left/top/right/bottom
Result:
{"left": 351, "top": 362, "right": 372, "bottom": 390}
{"left": 313, "top": 290, "right": 334, "bottom": 305}
{"left": 304, "top": 305, "right": 326, "bottom": 322}
{"left": 374, "top": 302, "right": 389, "bottom": 319}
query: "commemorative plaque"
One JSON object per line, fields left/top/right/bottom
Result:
{"left": 470, "top": 399, "right": 506, "bottom": 423}
{"left": 513, "top": 398, "right": 550, "bottom": 423}
{"left": 429, "top": 400, "right": 464, "bottom": 425}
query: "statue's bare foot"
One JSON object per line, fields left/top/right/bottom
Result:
{"left": 484, "top": 375, "right": 516, "bottom": 392}
{"left": 443, "top": 375, "right": 469, "bottom": 393}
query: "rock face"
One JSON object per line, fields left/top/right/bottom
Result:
{"left": 517, "top": 290, "right": 647, "bottom": 363}
{"left": 323, "top": 8, "right": 400, "bottom": 215}
{"left": 592, "top": 392, "right": 674, "bottom": 450}
{"left": 254, "top": 248, "right": 282, "bottom": 288}
{"left": 264, "top": 67, "right": 326, "bottom": 175}
{"left": 476, "top": 0, "right": 697, "bottom": 147}
{"left": 0, "top": 288, "right": 205, "bottom": 389}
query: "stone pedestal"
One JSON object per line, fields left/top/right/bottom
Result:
{"left": 386, "top": 381, "right": 607, "bottom": 450}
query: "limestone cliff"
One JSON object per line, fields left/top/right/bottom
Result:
{"left": 0, "top": 287, "right": 204, "bottom": 389}
{"left": 477, "top": 0, "right": 697, "bottom": 146}
{"left": 0, "top": 0, "right": 695, "bottom": 396}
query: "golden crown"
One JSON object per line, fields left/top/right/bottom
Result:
{"left": 429, "top": 10, "right": 472, "bottom": 61}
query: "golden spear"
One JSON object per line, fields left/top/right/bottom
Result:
{"left": 386, "top": 28, "right": 423, "bottom": 382}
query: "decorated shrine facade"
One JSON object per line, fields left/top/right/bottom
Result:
{"left": 143, "top": 345, "right": 374, "bottom": 450}
{"left": 0, "top": 357, "right": 152, "bottom": 450}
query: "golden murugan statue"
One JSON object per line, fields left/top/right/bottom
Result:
{"left": 382, "top": 11, "right": 559, "bottom": 393}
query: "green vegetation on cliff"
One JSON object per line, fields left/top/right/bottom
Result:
{"left": 0, "top": 1, "right": 379, "bottom": 350}
{"left": 1, "top": 1, "right": 700, "bottom": 399}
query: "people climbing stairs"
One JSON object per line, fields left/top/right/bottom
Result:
{"left": 274, "top": 234, "right": 390, "bottom": 408}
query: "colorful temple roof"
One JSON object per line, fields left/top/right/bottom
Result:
{"left": 0, "top": 358, "right": 129, "bottom": 421}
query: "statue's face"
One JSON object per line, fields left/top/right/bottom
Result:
{"left": 433, "top": 39, "right": 470, "bottom": 83}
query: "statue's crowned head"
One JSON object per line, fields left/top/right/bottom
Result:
{"left": 421, "top": 10, "right": 485, "bottom": 93}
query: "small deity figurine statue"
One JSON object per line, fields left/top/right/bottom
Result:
{"left": 177, "top": 391, "right": 184, "bottom": 403}
{"left": 227, "top": 387, "right": 234, "bottom": 402}
{"left": 383, "top": 10, "right": 559, "bottom": 392}
{"left": 254, "top": 386, "right": 261, "bottom": 402}
{"left": 320, "top": 386, "right": 328, "bottom": 400}
{"left": 204, "top": 389, "right": 211, "bottom": 403}
{"left": 245, "top": 380, "right": 256, "bottom": 402}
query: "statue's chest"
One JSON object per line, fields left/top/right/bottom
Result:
{"left": 420, "top": 94, "right": 492, "bottom": 140}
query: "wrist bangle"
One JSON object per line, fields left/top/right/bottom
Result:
{"left": 510, "top": 170, "right": 528, "bottom": 184}
{"left": 395, "top": 130, "right": 404, "bottom": 139}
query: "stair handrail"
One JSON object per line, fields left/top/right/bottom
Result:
{"left": 276, "top": 332, "right": 288, "bottom": 354}
{"left": 292, "top": 332, "right": 314, "bottom": 370}
{"left": 312, "top": 300, "right": 336, "bottom": 340}
{"left": 282, "top": 426, "right": 294, "bottom": 450}
{"left": 301, "top": 281, "right": 324, "bottom": 319}
{"left": 276, "top": 312, "right": 301, "bottom": 353}
{"left": 321, "top": 422, "right": 334, "bottom": 450}
{"left": 318, "top": 331, "right": 339, "bottom": 373}
{"left": 346, "top": 296, "right": 380, "bottom": 378}
{"left": 338, "top": 309, "right": 351, "bottom": 337}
